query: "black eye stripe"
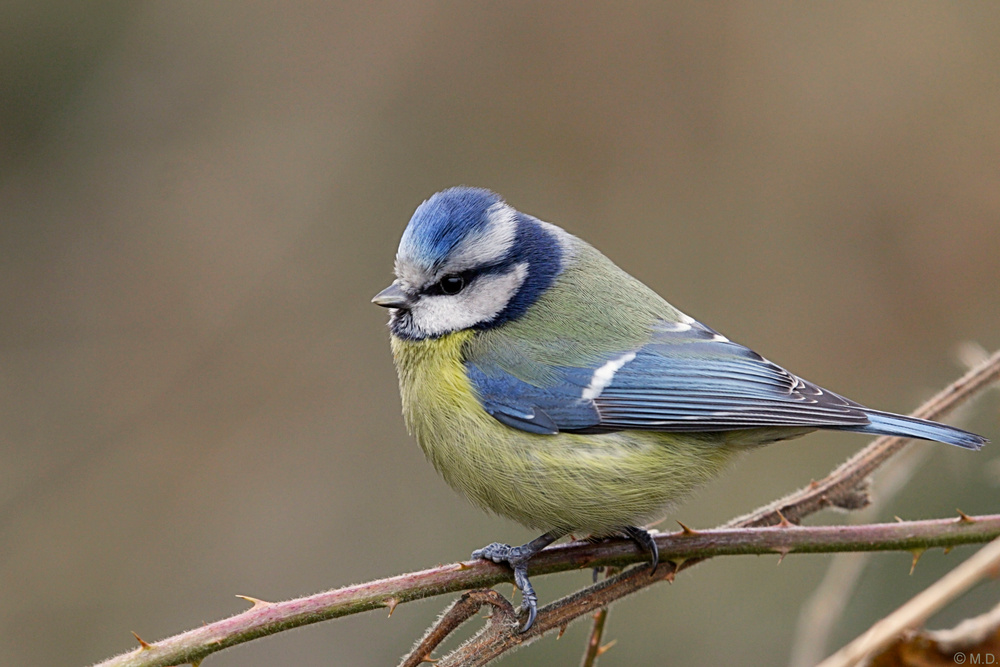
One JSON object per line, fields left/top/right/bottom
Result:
{"left": 423, "top": 259, "right": 511, "bottom": 295}
{"left": 424, "top": 269, "right": 477, "bottom": 296}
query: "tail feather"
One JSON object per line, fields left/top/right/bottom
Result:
{"left": 832, "top": 410, "right": 987, "bottom": 450}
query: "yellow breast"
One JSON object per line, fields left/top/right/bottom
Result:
{"left": 390, "top": 330, "right": 487, "bottom": 458}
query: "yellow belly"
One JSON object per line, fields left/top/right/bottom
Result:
{"left": 390, "top": 331, "right": 753, "bottom": 534}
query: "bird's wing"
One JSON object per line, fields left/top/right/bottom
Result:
{"left": 465, "top": 318, "right": 872, "bottom": 435}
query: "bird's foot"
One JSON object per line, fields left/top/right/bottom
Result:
{"left": 623, "top": 525, "right": 660, "bottom": 574}
{"left": 471, "top": 530, "right": 561, "bottom": 632}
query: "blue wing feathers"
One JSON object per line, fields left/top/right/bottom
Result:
{"left": 593, "top": 342, "right": 871, "bottom": 430}
{"left": 489, "top": 405, "right": 560, "bottom": 435}
{"left": 830, "top": 410, "right": 986, "bottom": 450}
{"left": 466, "top": 362, "right": 600, "bottom": 432}
{"left": 464, "top": 316, "right": 986, "bottom": 449}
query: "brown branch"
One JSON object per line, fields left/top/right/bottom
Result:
{"left": 580, "top": 608, "right": 612, "bottom": 667}
{"left": 399, "top": 590, "right": 516, "bottom": 667}
{"left": 860, "top": 597, "right": 1000, "bottom": 665}
{"left": 580, "top": 567, "right": 620, "bottom": 667}
{"left": 437, "top": 560, "right": 682, "bottom": 667}
{"left": 927, "top": 597, "right": 1000, "bottom": 652}
{"left": 91, "top": 515, "right": 1000, "bottom": 667}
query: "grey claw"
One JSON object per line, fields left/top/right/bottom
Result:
{"left": 624, "top": 526, "right": 660, "bottom": 574}
{"left": 471, "top": 531, "right": 562, "bottom": 633}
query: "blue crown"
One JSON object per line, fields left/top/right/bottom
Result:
{"left": 400, "top": 187, "right": 504, "bottom": 270}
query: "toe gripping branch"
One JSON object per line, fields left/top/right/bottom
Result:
{"left": 472, "top": 530, "right": 561, "bottom": 632}
{"left": 623, "top": 525, "right": 660, "bottom": 574}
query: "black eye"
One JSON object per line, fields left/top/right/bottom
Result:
{"left": 439, "top": 274, "right": 465, "bottom": 295}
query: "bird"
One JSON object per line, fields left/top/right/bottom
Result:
{"left": 372, "top": 186, "right": 986, "bottom": 632}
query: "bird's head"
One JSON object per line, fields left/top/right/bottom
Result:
{"left": 373, "top": 187, "right": 563, "bottom": 340}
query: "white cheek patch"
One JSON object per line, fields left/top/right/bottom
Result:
{"left": 410, "top": 262, "right": 528, "bottom": 337}
{"left": 447, "top": 203, "right": 518, "bottom": 273}
{"left": 582, "top": 352, "right": 636, "bottom": 400}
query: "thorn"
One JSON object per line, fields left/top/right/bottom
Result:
{"left": 645, "top": 517, "right": 666, "bottom": 529}
{"left": 775, "top": 509, "right": 793, "bottom": 528}
{"left": 676, "top": 520, "right": 699, "bottom": 536}
{"left": 956, "top": 509, "right": 975, "bottom": 523}
{"left": 235, "top": 595, "right": 272, "bottom": 610}
{"left": 557, "top": 623, "right": 568, "bottom": 639}
{"left": 131, "top": 631, "right": 152, "bottom": 649}
{"left": 894, "top": 515, "right": 904, "bottom": 523}
{"left": 662, "top": 569, "right": 676, "bottom": 584}
{"left": 596, "top": 639, "right": 618, "bottom": 656}
{"left": 774, "top": 547, "right": 791, "bottom": 565}
{"left": 809, "top": 479, "right": 819, "bottom": 489}
{"left": 910, "top": 549, "right": 925, "bottom": 575}
{"left": 944, "top": 546, "right": 954, "bottom": 555}
{"left": 420, "top": 656, "right": 439, "bottom": 663}
{"left": 456, "top": 561, "right": 472, "bottom": 570}
{"left": 384, "top": 597, "right": 400, "bottom": 618}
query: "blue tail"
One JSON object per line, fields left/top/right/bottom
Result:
{"left": 831, "top": 410, "right": 986, "bottom": 450}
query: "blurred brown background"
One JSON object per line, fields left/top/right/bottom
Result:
{"left": 2, "top": 3, "right": 998, "bottom": 666}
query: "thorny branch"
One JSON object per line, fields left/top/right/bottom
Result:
{"left": 90, "top": 349, "right": 999, "bottom": 667}
{"left": 90, "top": 517, "right": 1000, "bottom": 667}
{"left": 431, "top": 518, "right": 1000, "bottom": 667}
{"left": 399, "top": 590, "right": 516, "bottom": 667}
{"left": 580, "top": 607, "right": 613, "bottom": 667}
{"left": 578, "top": 567, "right": 620, "bottom": 667}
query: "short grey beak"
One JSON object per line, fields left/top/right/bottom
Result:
{"left": 372, "top": 281, "right": 411, "bottom": 309}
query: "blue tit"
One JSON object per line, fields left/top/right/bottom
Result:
{"left": 372, "top": 186, "right": 986, "bottom": 631}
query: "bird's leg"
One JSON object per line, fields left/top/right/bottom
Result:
{"left": 472, "top": 529, "right": 562, "bottom": 632}
{"left": 623, "top": 525, "right": 660, "bottom": 574}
